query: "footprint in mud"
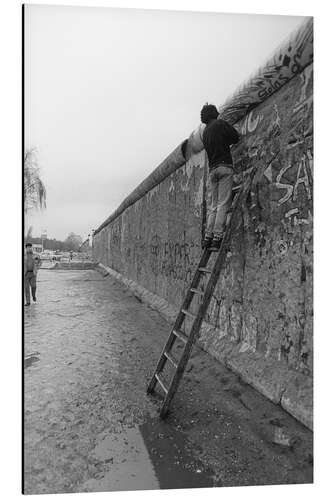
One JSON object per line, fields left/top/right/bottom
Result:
{"left": 25, "top": 352, "right": 40, "bottom": 368}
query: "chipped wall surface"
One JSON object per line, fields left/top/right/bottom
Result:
{"left": 206, "top": 62, "right": 313, "bottom": 375}
{"left": 93, "top": 150, "right": 206, "bottom": 308}
{"left": 93, "top": 22, "right": 313, "bottom": 428}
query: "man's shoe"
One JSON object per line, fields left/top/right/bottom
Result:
{"left": 210, "top": 237, "right": 222, "bottom": 252}
{"left": 25, "top": 303, "right": 30, "bottom": 307}
{"left": 202, "top": 236, "right": 213, "bottom": 249}
{"left": 32, "top": 296, "right": 37, "bottom": 302}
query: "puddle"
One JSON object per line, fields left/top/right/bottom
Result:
{"left": 140, "top": 417, "right": 214, "bottom": 489}
{"left": 81, "top": 417, "right": 214, "bottom": 492}
{"left": 24, "top": 352, "right": 40, "bottom": 368}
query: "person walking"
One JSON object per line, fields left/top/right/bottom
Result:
{"left": 24, "top": 243, "right": 41, "bottom": 306}
{"left": 200, "top": 104, "right": 240, "bottom": 251}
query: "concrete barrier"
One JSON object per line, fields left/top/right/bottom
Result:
{"left": 51, "top": 262, "right": 98, "bottom": 270}
{"left": 93, "top": 18, "right": 313, "bottom": 429}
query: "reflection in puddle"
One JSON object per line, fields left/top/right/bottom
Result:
{"left": 24, "top": 352, "right": 40, "bottom": 368}
{"left": 82, "top": 417, "right": 214, "bottom": 492}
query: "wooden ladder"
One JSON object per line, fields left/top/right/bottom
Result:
{"left": 147, "top": 169, "right": 256, "bottom": 418}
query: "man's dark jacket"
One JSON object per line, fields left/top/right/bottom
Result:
{"left": 202, "top": 119, "right": 239, "bottom": 170}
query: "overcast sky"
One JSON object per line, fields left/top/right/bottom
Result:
{"left": 25, "top": 5, "right": 305, "bottom": 241}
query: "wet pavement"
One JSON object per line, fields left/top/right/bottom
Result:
{"left": 24, "top": 268, "right": 313, "bottom": 494}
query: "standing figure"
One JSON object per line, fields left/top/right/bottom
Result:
{"left": 24, "top": 243, "right": 40, "bottom": 306}
{"left": 201, "top": 104, "right": 239, "bottom": 251}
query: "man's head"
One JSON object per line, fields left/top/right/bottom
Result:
{"left": 200, "top": 104, "right": 219, "bottom": 124}
{"left": 25, "top": 243, "right": 33, "bottom": 254}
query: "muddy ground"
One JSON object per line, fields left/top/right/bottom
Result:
{"left": 24, "top": 268, "right": 313, "bottom": 494}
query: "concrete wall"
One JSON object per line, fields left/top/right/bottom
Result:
{"left": 93, "top": 19, "right": 313, "bottom": 428}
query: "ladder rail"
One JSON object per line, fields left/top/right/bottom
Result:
{"left": 147, "top": 160, "right": 265, "bottom": 416}
{"left": 159, "top": 195, "right": 240, "bottom": 417}
{"left": 148, "top": 186, "right": 242, "bottom": 402}
{"left": 147, "top": 248, "right": 211, "bottom": 393}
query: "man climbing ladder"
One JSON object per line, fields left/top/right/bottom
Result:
{"left": 146, "top": 161, "right": 261, "bottom": 418}
{"left": 200, "top": 104, "right": 239, "bottom": 251}
{"left": 146, "top": 175, "right": 245, "bottom": 418}
{"left": 147, "top": 121, "right": 276, "bottom": 418}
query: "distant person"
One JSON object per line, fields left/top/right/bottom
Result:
{"left": 200, "top": 104, "right": 239, "bottom": 251}
{"left": 69, "top": 251, "right": 73, "bottom": 262}
{"left": 24, "top": 243, "right": 41, "bottom": 306}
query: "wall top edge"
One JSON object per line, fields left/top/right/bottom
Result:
{"left": 94, "top": 17, "right": 313, "bottom": 236}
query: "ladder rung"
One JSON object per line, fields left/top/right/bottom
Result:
{"left": 155, "top": 373, "right": 169, "bottom": 394}
{"left": 173, "top": 329, "right": 188, "bottom": 343}
{"left": 147, "top": 164, "right": 259, "bottom": 417}
{"left": 181, "top": 309, "right": 196, "bottom": 320}
{"left": 164, "top": 351, "right": 178, "bottom": 368}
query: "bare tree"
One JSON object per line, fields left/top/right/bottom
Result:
{"left": 26, "top": 225, "right": 33, "bottom": 240}
{"left": 24, "top": 148, "right": 46, "bottom": 214}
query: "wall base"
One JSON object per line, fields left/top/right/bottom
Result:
{"left": 98, "top": 263, "right": 312, "bottom": 430}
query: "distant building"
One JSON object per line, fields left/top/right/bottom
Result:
{"left": 32, "top": 244, "right": 43, "bottom": 253}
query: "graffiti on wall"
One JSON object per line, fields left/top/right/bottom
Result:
{"left": 110, "top": 224, "right": 121, "bottom": 246}
{"left": 271, "top": 149, "right": 313, "bottom": 224}
{"left": 149, "top": 234, "right": 201, "bottom": 283}
{"left": 293, "top": 64, "right": 313, "bottom": 116}
{"left": 219, "top": 18, "right": 313, "bottom": 125}
{"left": 92, "top": 20, "right": 313, "bottom": 387}
{"left": 238, "top": 109, "right": 263, "bottom": 135}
